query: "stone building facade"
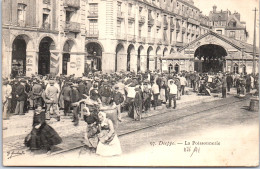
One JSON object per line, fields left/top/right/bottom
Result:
{"left": 2, "top": 0, "right": 258, "bottom": 78}
{"left": 209, "top": 5, "right": 248, "bottom": 42}
{"left": 2, "top": 0, "right": 86, "bottom": 78}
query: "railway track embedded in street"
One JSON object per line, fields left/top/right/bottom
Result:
{"left": 50, "top": 95, "right": 250, "bottom": 156}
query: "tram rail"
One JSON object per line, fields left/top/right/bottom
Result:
{"left": 50, "top": 96, "right": 249, "bottom": 156}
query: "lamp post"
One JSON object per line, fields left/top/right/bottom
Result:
{"left": 252, "top": 8, "right": 258, "bottom": 75}
{"left": 241, "top": 47, "right": 245, "bottom": 74}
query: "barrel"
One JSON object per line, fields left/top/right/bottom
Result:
{"left": 100, "top": 106, "right": 118, "bottom": 130}
{"left": 249, "top": 98, "right": 259, "bottom": 111}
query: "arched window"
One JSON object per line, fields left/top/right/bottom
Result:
{"left": 168, "top": 64, "right": 173, "bottom": 73}
{"left": 233, "top": 63, "right": 239, "bottom": 74}
{"left": 174, "top": 64, "right": 179, "bottom": 73}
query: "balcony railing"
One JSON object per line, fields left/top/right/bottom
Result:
{"left": 88, "top": 11, "right": 98, "bottom": 18}
{"left": 148, "top": 18, "right": 154, "bottom": 26}
{"left": 147, "top": 37, "right": 155, "bottom": 44}
{"left": 176, "top": 41, "right": 183, "bottom": 47}
{"left": 116, "top": 33, "right": 127, "bottom": 40}
{"left": 139, "top": 16, "right": 145, "bottom": 24}
{"left": 41, "top": 22, "right": 50, "bottom": 30}
{"left": 127, "top": 34, "right": 136, "bottom": 42}
{"left": 117, "top": 11, "right": 124, "bottom": 20}
{"left": 64, "top": 0, "right": 80, "bottom": 9}
{"left": 128, "top": 13, "right": 135, "bottom": 22}
{"left": 156, "top": 21, "right": 161, "bottom": 28}
{"left": 86, "top": 30, "right": 99, "bottom": 38}
{"left": 64, "top": 21, "right": 80, "bottom": 33}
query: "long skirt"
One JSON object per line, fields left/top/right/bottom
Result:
{"left": 24, "top": 123, "right": 62, "bottom": 150}
{"left": 96, "top": 130, "right": 122, "bottom": 156}
{"left": 83, "top": 124, "right": 99, "bottom": 148}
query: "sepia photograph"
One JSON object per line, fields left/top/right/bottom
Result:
{"left": 1, "top": 0, "right": 259, "bottom": 167}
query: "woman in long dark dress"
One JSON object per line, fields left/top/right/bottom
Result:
{"left": 24, "top": 105, "right": 62, "bottom": 153}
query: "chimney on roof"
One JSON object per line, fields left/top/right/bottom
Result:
{"left": 213, "top": 5, "right": 217, "bottom": 13}
{"left": 234, "top": 12, "right": 240, "bottom": 21}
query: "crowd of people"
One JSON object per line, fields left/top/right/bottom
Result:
{"left": 2, "top": 70, "right": 259, "bottom": 155}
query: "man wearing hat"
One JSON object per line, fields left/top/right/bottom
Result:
{"left": 14, "top": 80, "right": 26, "bottom": 115}
{"left": 2, "top": 79, "right": 12, "bottom": 119}
{"left": 61, "top": 82, "right": 72, "bottom": 116}
{"left": 31, "top": 79, "right": 43, "bottom": 108}
{"left": 99, "top": 81, "right": 112, "bottom": 105}
{"left": 226, "top": 73, "right": 233, "bottom": 93}
{"left": 70, "top": 84, "right": 80, "bottom": 126}
{"left": 45, "top": 80, "right": 60, "bottom": 121}
{"left": 111, "top": 85, "right": 124, "bottom": 122}
{"left": 11, "top": 80, "right": 19, "bottom": 114}
{"left": 85, "top": 78, "right": 93, "bottom": 96}
{"left": 133, "top": 86, "right": 142, "bottom": 121}
{"left": 222, "top": 75, "right": 227, "bottom": 98}
{"left": 142, "top": 80, "right": 152, "bottom": 113}
{"left": 78, "top": 79, "right": 87, "bottom": 100}
{"left": 168, "top": 79, "right": 177, "bottom": 109}
{"left": 151, "top": 81, "right": 160, "bottom": 110}
{"left": 125, "top": 81, "right": 136, "bottom": 118}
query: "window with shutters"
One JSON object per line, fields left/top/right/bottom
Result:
{"left": 148, "top": 26, "right": 151, "bottom": 38}
{"left": 89, "top": 3, "right": 98, "bottom": 15}
{"left": 128, "top": 4, "right": 132, "bottom": 15}
{"left": 229, "top": 31, "right": 235, "bottom": 38}
{"left": 233, "top": 63, "right": 239, "bottom": 74}
{"left": 42, "top": 8, "right": 50, "bottom": 29}
{"left": 128, "top": 22, "right": 132, "bottom": 31}
{"left": 89, "top": 19, "right": 98, "bottom": 35}
{"left": 117, "top": 2, "right": 121, "bottom": 12}
{"left": 17, "top": 3, "right": 27, "bottom": 26}
{"left": 117, "top": 20, "right": 121, "bottom": 35}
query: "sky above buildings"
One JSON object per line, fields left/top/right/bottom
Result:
{"left": 194, "top": 0, "right": 259, "bottom": 46}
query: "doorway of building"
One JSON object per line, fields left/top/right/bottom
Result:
{"left": 62, "top": 53, "right": 70, "bottom": 75}
{"left": 194, "top": 44, "right": 227, "bottom": 73}
{"left": 174, "top": 64, "right": 179, "bottom": 73}
{"left": 85, "top": 42, "right": 103, "bottom": 72}
{"left": 12, "top": 37, "right": 26, "bottom": 77}
{"left": 38, "top": 37, "right": 55, "bottom": 75}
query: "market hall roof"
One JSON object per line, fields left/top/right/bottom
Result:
{"left": 179, "top": 31, "right": 259, "bottom": 56}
